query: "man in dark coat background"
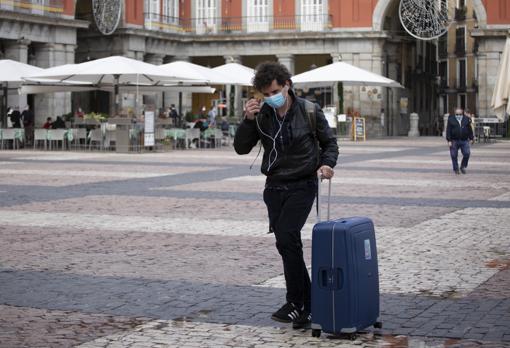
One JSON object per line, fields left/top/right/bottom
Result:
{"left": 446, "top": 107, "right": 474, "bottom": 174}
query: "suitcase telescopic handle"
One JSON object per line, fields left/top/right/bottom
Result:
{"left": 316, "top": 173, "right": 331, "bottom": 223}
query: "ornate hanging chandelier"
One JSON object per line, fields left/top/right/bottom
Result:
{"left": 399, "top": 0, "right": 453, "bottom": 40}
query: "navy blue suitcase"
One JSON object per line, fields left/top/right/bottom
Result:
{"left": 311, "top": 179, "right": 381, "bottom": 338}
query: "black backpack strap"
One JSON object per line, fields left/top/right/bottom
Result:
{"left": 304, "top": 100, "right": 317, "bottom": 140}
{"left": 303, "top": 100, "right": 321, "bottom": 183}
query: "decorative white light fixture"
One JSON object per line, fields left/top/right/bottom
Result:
{"left": 399, "top": 0, "right": 453, "bottom": 40}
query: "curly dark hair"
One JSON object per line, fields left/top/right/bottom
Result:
{"left": 252, "top": 61, "right": 292, "bottom": 91}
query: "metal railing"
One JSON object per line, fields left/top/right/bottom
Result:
{"left": 0, "top": 0, "right": 65, "bottom": 17}
{"left": 144, "top": 13, "right": 181, "bottom": 32}
{"left": 143, "top": 13, "right": 332, "bottom": 34}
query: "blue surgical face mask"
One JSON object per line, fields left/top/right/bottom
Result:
{"left": 264, "top": 87, "right": 288, "bottom": 108}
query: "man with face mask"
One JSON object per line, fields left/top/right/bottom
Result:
{"left": 446, "top": 107, "right": 474, "bottom": 174}
{"left": 234, "top": 62, "right": 339, "bottom": 329}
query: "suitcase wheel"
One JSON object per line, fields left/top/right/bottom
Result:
{"left": 346, "top": 333, "right": 357, "bottom": 341}
{"left": 312, "top": 329, "right": 321, "bottom": 338}
{"left": 373, "top": 321, "right": 383, "bottom": 329}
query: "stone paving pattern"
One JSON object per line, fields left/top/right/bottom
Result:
{"left": 0, "top": 137, "right": 509, "bottom": 347}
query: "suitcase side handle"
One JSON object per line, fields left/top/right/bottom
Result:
{"left": 316, "top": 173, "right": 332, "bottom": 223}
{"left": 318, "top": 267, "right": 343, "bottom": 290}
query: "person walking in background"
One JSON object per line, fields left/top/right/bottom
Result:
{"left": 6, "top": 107, "right": 13, "bottom": 128}
{"left": 169, "top": 104, "right": 180, "bottom": 127}
{"left": 208, "top": 105, "right": 217, "bottom": 127}
{"left": 465, "top": 108, "right": 476, "bottom": 138}
{"left": 234, "top": 62, "right": 338, "bottom": 329}
{"left": 10, "top": 106, "right": 21, "bottom": 128}
{"left": 22, "top": 105, "right": 34, "bottom": 146}
{"left": 446, "top": 107, "right": 474, "bottom": 175}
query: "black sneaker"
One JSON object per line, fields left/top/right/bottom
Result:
{"left": 460, "top": 167, "right": 467, "bottom": 174}
{"left": 455, "top": 169, "right": 461, "bottom": 175}
{"left": 271, "top": 302, "right": 301, "bottom": 323}
{"left": 292, "top": 311, "right": 311, "bottom": 329}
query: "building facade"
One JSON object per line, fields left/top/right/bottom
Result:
{"left": 437, "top": 0, "right": 510, "bottom": 122}
{"left": 0, "top": 0, "right": 86, "bottom": 124}
{"left": 1, "top": 0, "right": 509, "bottom": 136}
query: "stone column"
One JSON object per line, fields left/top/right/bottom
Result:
{"left": 408, "top": 112, "right": 420, "bottom": 137}
{"left": 330, "top": 54, "right": 342, "bottom": 115}
{"left": 475, "top": 35, "right": 508, "bottom": 118}
{"left": 343, "top": 53, "right": 361, "bottom": 114}
{"left": 480, "top": 51, "right": 501, "bottom": 118}
{"left": 145, "top": 54, "right": 164, "bottom": 65}
{"left": 4, "top": 39, "right": 30, "bottom": 111}
{"left": 64, "top": 44, "right": 76, "bottom": 114}
{"left": 4, "top": 39, "right": 30, "bottom": 63}
{"left": 370, "top": 50, "right": 384, "bottom": 124}
{"left": 277, "top": 54, "right": 295, "bottom": 75}
{"left": 33, "top": 43, "right": 70, "bottom": 126}
{"left": 387, "top": 59, "right": 400, "bottom": 136}
{"left": 136, "top": 51, "right": 145, "bottom": 61}
{"left": 124, "top": 51, "right": 136, "bottom": 59}
{"left": 65, "top": 44, "right": 76, "bottom": 64}
{"left": 123, "top": 50, "right": 145, "bottom": 61}
{"left": 443, "top": 113, "right": 449, "bottom": 138}
{"left": 224, "top": 55, "right": 242, "bottom": 119}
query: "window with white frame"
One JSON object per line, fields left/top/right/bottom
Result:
{"left": 247, "top": 0, "right": 269, "bottom": 33}
{"left": 31, "top": 0, "right": 45, "bottom": 15}
{"left": 0, "top": 0, "right": 13, "bottom": 10}
{"left": 145, "top": 0, "right": 161, "bottom": 30}
{"left": 196, "top": 0, "right": 217, "bottom": 34}
{"left": 163, "top": 0, "right": 179, "bottom": 27}
{"left": 301, "top": 0, "right": 326, "bottom": 32}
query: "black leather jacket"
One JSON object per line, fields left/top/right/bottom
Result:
{"left": 234, "top": 93, "right": 338, "bottom": 183}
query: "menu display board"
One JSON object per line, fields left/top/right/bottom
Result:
{"left": 144, "top": 111, "right": 155, "bottom": 147}
{"left": 353, "top": 117, "right": 366, "bottom": 141}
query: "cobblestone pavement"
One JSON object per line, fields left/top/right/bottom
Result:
{"left": 1, "top": 137, "right": 509, "bottom": 348}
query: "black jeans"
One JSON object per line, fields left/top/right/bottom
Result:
{"left": 263, "top": 178, "right": 317, "bottom": 312}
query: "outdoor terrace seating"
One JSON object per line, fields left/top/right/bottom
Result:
{"left": 47, "top": 129, "right": 67, "bottom": 150}
{"left": 88, "top": 129, "right": 103, "bottom": 150}
{"left": 0, "top": 128, "right": 24, "bottom": 150}
{"left": 33, "top": 129, "right": 48, "bottom": 150}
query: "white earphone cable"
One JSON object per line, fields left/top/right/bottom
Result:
{"left": 255, "top": 106, "right": 287, "bottom": 172}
